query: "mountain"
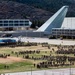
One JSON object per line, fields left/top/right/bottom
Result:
{"left": 0, "top": 1, "right": 54, "bottom": 28}
{"left": 9, "top": 0, "right": 75, "bottom": 17}
{"left": 0, "top": 1, "right": 52, "bottom": 21}
{"left": 0, "top": 0, "right": 75, "bottom": 28}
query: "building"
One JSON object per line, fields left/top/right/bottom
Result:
{"left": 37, "top": 6, "right": 68, "bottom": 35}
{"left": 52, "top": 17, "right": 75, "bottom": 39}
{"left": 0, "top": 19, "right": 32, "bottom": 31}
{"left": 0, "top": 6, "right": 69, "bottom": 37}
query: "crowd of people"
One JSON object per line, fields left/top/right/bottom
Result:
{"left": 1, "top": 42, "right": 75, "bottom": 69}
{"left": 0, "top": 54, "right": 10, "bottom": 58}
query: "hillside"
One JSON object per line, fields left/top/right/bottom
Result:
{"left": 0, "top": 1, "right": 54, "bottom": 27}
{"left": 0, "top": 1, "right": 52, "bottom": 20}
{"left": 9, "top": 0, "right": 75, "bottom": 17}
{"left": 0, "top": 0, "right": 75, "bottom": 27}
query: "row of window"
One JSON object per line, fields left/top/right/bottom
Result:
{"left": 0, "top": 23, "right": 29, "bottom": 25}
{"left": 52, "top": 31, "right": 75, "bottom": 33}
{"left": 52, "top": 31, "right": 75, "bottom": 32}
{"left": 52, "top": 32, "right": 75, "bottom": 35}
{"left": 53, "top": 34, "right": 75, "bottom": 36}
{"left": 0, "top": 21, "right": 29, "bottom": 23}
{"left": 0, "top": 24, "right": 29, "bottom": 26}
{"left": 52, "top": 29, "right": 75, "bottom": 32}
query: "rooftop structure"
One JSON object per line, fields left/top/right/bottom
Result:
{"left": 37, "top": 6, "right": 69, "bottom": 34}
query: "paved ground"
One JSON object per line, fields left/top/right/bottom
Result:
{"left": 20, "top": 37, "right": 75, "bottom": 45}
{"left": 1, "top": 37, "right": 75, "bottom": 45}
{"left": 4, "top": 68, "right": 75, "bottom": 75}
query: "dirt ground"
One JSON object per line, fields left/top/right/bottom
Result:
{"left": 0, "top": 45, "right": 58, "bottom": 64}
{"left": 0, "top": 56, "right": 25, "bottom": 64}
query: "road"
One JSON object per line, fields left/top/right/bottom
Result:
{"left": 20, "top": 37, "right": 75, "bottom": 45}
{"left": 1, "top": 37, "right": 75, "bottom": 45}
{"left": 5, "top": 68, "right": 75, "bottom": 75}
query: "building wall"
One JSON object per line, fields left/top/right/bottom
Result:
{"left": 0, "top": 19, "right": 31, "bottom": 31}
{"left": 52, "top": 29, "right": 75, "bottom": 38}
{"left": 37, "top": 6, "right": 68, "bottom": 34}
{"left": 0, "top": 31, "right": 47, "bottom": 37}
{"left": 62, "top": 17, "right": 75, "bottom": 29}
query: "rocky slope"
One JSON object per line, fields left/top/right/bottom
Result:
{"left": 0, "top": 1, "right": 53, "bottom": 21}
{"left": 10, "top": 0, "right": 75, "bottom": 17}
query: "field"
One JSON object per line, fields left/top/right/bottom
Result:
{"left": 0, "top": 44, "right": 50, "bottom": 73}
{"left": 0, "top": 43, "right": 75, "bottom": 73}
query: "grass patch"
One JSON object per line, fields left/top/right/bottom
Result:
{"left": 0, "top": 61, "right": 33, "bottom": 73}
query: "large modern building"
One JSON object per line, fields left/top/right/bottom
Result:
{"left": 52, "top": 17, "right": 75, "bottom": 39}
{"left": 0, "top": 6, "right": 69, "bottom": 37}
{"left": 0, "top": 19, "right": 32, "bottom": 31}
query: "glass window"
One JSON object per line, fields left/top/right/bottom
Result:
{"left": 0, "top": 24, "right": 3, "bottom": 26}
{"left": 20, "top": 21, "right": 23, "bottom": 22}
{"left": 0, "top": 21, "right": 2, "bottom": 23}
{"left": 19, "top": 24, "right": 24, "bottom": 26}
{"left": 25, "top": 21, "right": 29, "bottom": 23}
{"left": 4, "top": 24, "right": 8, "bottom": 26}
{"left": 14, "top": 24, "right": 19, "bottom": 26}
{"left": 9, "top": 24, "right": 13, "bottom": 26}
{"left": 19, "top": 21, "right": 24, "bottom": 23}
{"left": 25, "top": 24, "right": 29, "bottom": 26}
{"left": 9, "top": 21, "right": 13, "bottom": 23}
{"left": 25, "top": 21, "right": 29, "bottom": 22}
{"left": 14, "top": 21, "right": 19, "bottom": 23}
{"left": 4, "top": 21, "right": 8, "bottom": 23}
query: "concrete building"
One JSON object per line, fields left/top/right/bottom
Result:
{"left": 0, "top": 19, "right": 32, "bottom": 31}
{"left": 52, "top": 17, "right": 75, "bottom": 39}
{"left": 37, "top": 6, "right": 68, "bottom": 34}
{"left": 0, "top": 6, "right": 68, "bottom": 37}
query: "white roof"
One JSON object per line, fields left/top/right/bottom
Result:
{"left": 37, "top": 6, "right": 68, "bottom": 32}
{"left": 61, "top": 17, "right": 75, "bottom": 29}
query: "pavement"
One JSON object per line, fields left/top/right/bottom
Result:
{"left": 4, "top": 68, "right": 75, "bottom": 75}
{"left": 20, "top": 37, "right": 75, "bottom": 45}
{"left": 1, "top": 37, "right": 75, "bottom": 45}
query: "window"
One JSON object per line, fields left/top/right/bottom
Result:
{"left": 4, "top": 21, "right": 8, "bottom": 23}
{"left": 14, "top": 21, "right": 18, "bottom": 23}
{"left": 9, "top": 21, "right": 13, "bottom": 23}
{"left": 0, "top": 21, "right": 2, "bottom": 23}
{"left": 20, "top": 21, "right": 23, "bottom": 23}
{"left": 0, "top": 24, "right": 3, "bottom": 26}
{"left": 4, "top": 24, "right": 8, "bottom": 26}
{"left": 25, "top": 24, "right": 29, "bottom": 26}
{"left": 14, "top": 24, "right": 19, "bottom": 26}
{"left": 19, "top": 24, "right": 24, "bottom": 26}
{"left": 9, "top": 24, "right": 13, "bottom": 26}
{"left": 19, "top": 21, "right": 24, "bottom": 24}
{"left": 24, "top": 21, "right": 29, "bottom": 23}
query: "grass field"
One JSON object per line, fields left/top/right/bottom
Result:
{"left": 0, "top": 45, "right": 51, "bottom": 73}
{"left": 0, "top": 44, "right": 75, "bottom": 73}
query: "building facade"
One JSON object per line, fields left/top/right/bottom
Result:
{"left": 0, "top": 19, "right": 32, "bottom": 31}
{"left": 37, "top": 6, "right": 68, "bottom": 34}
{"left": 52, "top": 28, "right": 75, "bottom": 39}
{"left": 0, "top": 6, "right": 69, "bottom": 37}
{"left": 51, "top": 17, "right": 75, "bottom": 39}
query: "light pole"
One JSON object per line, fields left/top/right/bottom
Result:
{"left": 31, "top": 66, "right": 32, "bottom": 75}
{"left": 70, "top": 62, "right": 71, "bottom": 75}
